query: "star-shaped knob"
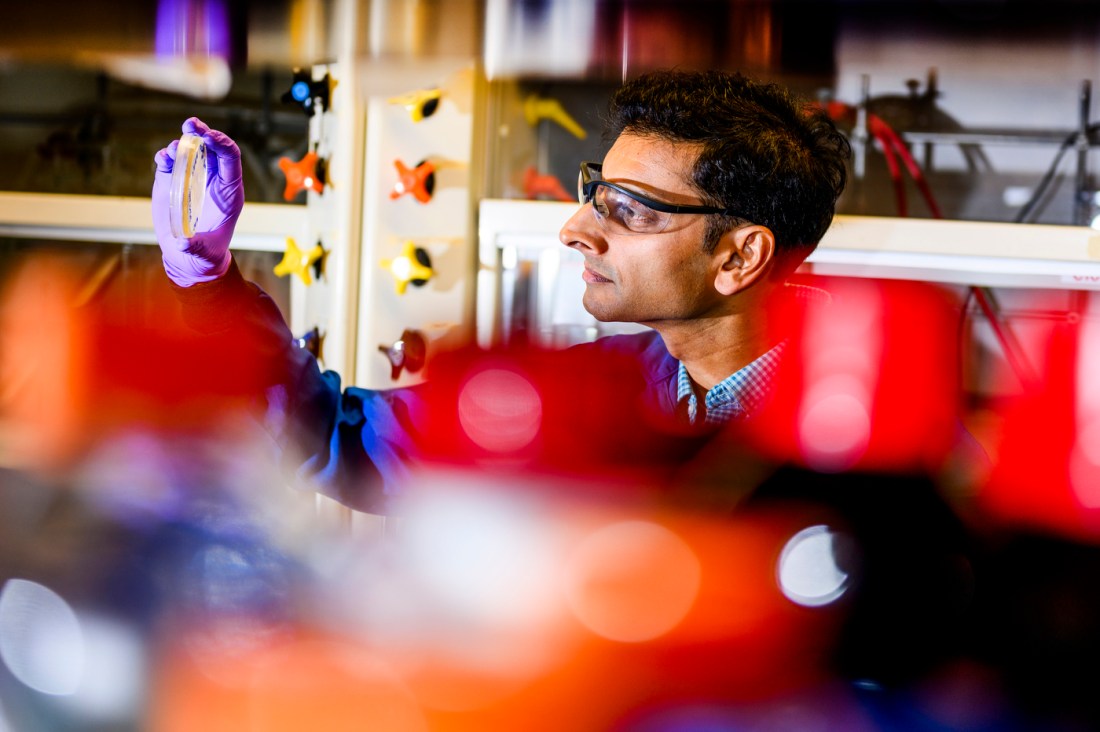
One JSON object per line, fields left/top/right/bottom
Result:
{"left": 278, "top": 151, "right": 325, "bottom": 202}
{"left": 390, "top": 158, "right": 436, "bottom": 204}
{"left": 273, "top": 238, "right": 326, "bottom": 286}
{"left": 380, "top": 241, "right": 434, "bottom": 295}
{"left": 388, "top": 88, "right": 443, "bottom": 122}
{"left": 281, "top": 70, "right": 336, "bottom": 117}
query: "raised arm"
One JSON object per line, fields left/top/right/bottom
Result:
{"left": 149, "top": 119, "right": 420, "bottom": 514}
{"left": 151, "top": 117, "right": 244, "bottom": 286}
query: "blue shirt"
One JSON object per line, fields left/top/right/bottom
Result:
{"left": 676, "top": 341, "right": 786, "bottom": 425}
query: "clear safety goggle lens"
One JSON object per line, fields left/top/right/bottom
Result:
{"left": 584, "top": 183, "right": 673, "bottom": 235}
{"left": 577, "top": 166, "right": 673, "bottom": 235}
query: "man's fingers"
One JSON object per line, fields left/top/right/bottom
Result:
{"left": 202, "top": 128, "right": 243, "bottom": 185}
{"left": 153, "top": 139, "right": 179, "bottom": 174}
{"left": 183, "top": 117, "right": 243, "bottom": 184}
{"left": 183, "top": 117, "right": 243, "bottom": 185}
{"left": 182, "top": 116, "right": 211, "bottom": 137}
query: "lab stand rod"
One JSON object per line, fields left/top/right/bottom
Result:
{"left": 971, "top": 285, "right": 1039, "bottom": 393}
{"left": 1075, "top": 79, "right": 1093, "bottom": 226}
{"left": 852, "top": 73, "right": 871, "bottom": 180}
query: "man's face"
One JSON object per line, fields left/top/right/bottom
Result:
{"left": 559, "top": 133, "right": 727, "bottom": 326}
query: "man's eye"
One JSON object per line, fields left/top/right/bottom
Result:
{"left": 611, "top": 197, "right": 659, "bottom": 227}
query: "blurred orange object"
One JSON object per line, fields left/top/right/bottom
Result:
{"left": 0, "top": 256, "right": 91, "bottom": 468}
{"left": 149, "top": 633, "right": 428, "bottom": 732}
{"left": 0, "top": 254, "right": 275, "bottom": 472}
{"left": 418, "top": 506, "right": 843, "bottom": 731}
{"left": 522, "top": 166, "right": 574, "bottom": 202}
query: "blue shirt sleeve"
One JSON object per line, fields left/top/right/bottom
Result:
{"left": 289, "top": 370, "right": 424, "bottom": 514}
{"left": 170, "top": 259, "right": 420, "bottom": 515}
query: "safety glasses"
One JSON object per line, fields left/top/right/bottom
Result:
{"left": 577, "top": 161, "right": 735, "bottom": 235}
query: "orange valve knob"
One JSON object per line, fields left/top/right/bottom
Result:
{"left": 523, "top": 166, "right": 573, "bottom": 202}
{"left": 390, "top": 158, "right": 436, "bottom": 204}
{"left": 279, "top": 151, "right": 325, "bottom": 201}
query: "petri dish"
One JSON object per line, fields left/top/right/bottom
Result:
{"left": 169, "top": 133, "right": 208, "bottom": 239}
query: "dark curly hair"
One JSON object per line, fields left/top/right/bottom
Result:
{"left": 606, "top": 70, "right": 850, "bottom": 275}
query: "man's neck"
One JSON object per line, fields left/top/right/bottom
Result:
{"left": 652, "top": 286, "right": 779, "bottom": 393}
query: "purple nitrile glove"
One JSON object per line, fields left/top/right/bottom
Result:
{"left": 152, "top": 117, "right": 245, "bottom": 287}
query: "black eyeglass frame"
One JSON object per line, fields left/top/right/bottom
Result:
{"left": 578, "top": 161, "right": 737, "bottom": 217}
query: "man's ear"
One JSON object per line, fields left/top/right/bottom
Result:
{"left": 713, "top": 225, "right": 776, "bottom": 296}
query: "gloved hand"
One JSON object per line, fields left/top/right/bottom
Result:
{"left": 152, "top": 117, "right": 244, "bottom": 286}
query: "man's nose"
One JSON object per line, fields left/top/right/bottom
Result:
{"left": 559, "top": 205, "right": 607, "bottom": 254}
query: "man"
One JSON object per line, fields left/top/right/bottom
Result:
{"left": 559, "top": 70, "right": 849, "bottom": 425}
{"left": 151, "top": 70, "right": 850, "bottom": 513}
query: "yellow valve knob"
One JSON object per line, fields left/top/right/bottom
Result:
{"left": 387, "top": 88, "right": 444, "bottom": 122}
{"left": 524, "top": 94, "right": 587, "bottom": 139}
{"left": 381, "top": 241, "right": 434, "bottom": 295}
{"left": 273, "top": 237, "right": 325, "bottom": 286}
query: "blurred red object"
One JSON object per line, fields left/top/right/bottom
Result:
{"left": 408, "top": 341, "right": 709, "bottom": 491}
{"left": 0, "top": 255, "right": 275, "bottom": 470}
{"left": 980, "top": 308, "right": 1100, "bottom": 542}
{"left": 747, "top": 276, "right": 963, "bottom": 475}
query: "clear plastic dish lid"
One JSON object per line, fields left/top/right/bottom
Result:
{"left": 169, "top": 133, "right": 208, "bottom": 239}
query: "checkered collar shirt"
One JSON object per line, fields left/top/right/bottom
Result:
{"left": 676, "top": 340, "right": 787, "bottom": 425}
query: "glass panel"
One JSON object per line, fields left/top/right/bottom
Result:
{"left": 0, "top": 238, "right": 290, "bottom": 324}
{"left": 0, "top": 64, "right": 309, "bottom": 203}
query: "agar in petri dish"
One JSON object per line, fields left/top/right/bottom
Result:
{"left": 169, "top": 133, "right": 208, "bottom": 239}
